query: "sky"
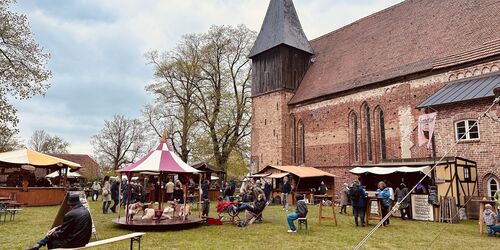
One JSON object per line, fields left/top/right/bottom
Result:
{"left": 10, "top": 0, "right": 402, "bottom": 154}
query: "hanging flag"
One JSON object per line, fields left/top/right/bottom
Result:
{"left": 418, "top": 112, "right": 437, "bottom": 149}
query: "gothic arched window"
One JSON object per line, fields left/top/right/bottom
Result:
{"left": 375, "top": 107, "right": 387, "bottom": 160}
{"left": 487, "top": 176, "right": 499, "bottom": 197}
{"left": 297, "top": 120, "right": 305, "bottom": 164}
{"left": 349, "top": 112, "right": 359, "bottom": 162}
{"left": 363, "top": 103, "right": 373, "bottom": 161}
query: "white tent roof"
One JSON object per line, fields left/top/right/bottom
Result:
{"left": 46, "top": 169, "right": 83, "bottom": 179}
{"left": 350, "top": 166, "right": 431, "bottom": 176}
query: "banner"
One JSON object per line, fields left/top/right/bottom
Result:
{"left": 418, "top": 112, "right": 437, "bottom": 149}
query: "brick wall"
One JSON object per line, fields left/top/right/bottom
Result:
{"left": 251, "top": 91, "right": 295, "bottom": 172}
{"left": 251, "top": 59, "right": 500, "bottom": 195}
{"left": 433, "top": 99, "right": 500, "bottom": 196}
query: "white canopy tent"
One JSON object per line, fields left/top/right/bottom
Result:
{"left": 46, "top": 169, "right": 83, "bottom": 179}
{"left": 350, "top": 166, "right": 431, "bottom": 176}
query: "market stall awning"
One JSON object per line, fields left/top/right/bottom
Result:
{"left": 258, "top": 165, "right": 337, "bottom": 178}
{"left": 0, "top": 149, "right": 81, "bottom": 169}
{"left": 249, "top": 173, "right": 271, "bottom": 178}
{"left": 118, "top": 139, "right": 199, "bottom": 174}
{"left": 350, "top": 166, "right": 431, "bottom": 175}
{"left": 268, "top": 172, "right": 289, "bottom": 179}
{"left": 46, "top": 169, "right": 83, "bottom": 179}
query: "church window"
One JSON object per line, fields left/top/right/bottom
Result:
{"left": 375, "top": 107, "right": 387, "bottom": 160}
{"left": 290, "top": 115, "right": 296, "bottom": 164}
{"left": 349, "top": 112, "right": 359, "bottom": 162}
{"left": 297, "top": 120, "right": 305, "bottom": 164}
{"left": 363, "top": 103, "right": 373, "bottom": 161}
{"left": 487, "top": 176, "right": 499, "bottom": 197}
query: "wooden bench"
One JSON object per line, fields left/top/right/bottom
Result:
{"left": 54, "top": 232, "right": 145, "bottom": 250}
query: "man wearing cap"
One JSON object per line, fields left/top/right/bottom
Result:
{"left": 26, "top": 194, "right": 93, "bottom": 250}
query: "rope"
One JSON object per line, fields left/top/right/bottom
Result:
{"left": 353, "top": 96, "right": 500, "bottom": 250}
{"left": 425, "top": 194, "right": 476, "bottom": 249}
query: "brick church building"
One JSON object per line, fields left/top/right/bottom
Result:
{"left": 250, "top": 0, "right": 500, "bottom": 197}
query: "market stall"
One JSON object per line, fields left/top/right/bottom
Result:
{"left": 350, "top": 157, "right": 478, "bottom": 221}
{"left": 192, "top": 162, "right": 226, "bottom": 201}
{"left": 0, "top": 149, "right": 81, "bottom": 206}
{"left": 254, "top": 165, "right": 337, "bottom": 205}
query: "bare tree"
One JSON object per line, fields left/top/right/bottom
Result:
{"left": 28, "top": 130, "right": 70, "bottom": 153}
{"left": 0, "top": 0, "right": 51, "bottom": 137}
{"left": 144, "top": 36, "right": 202, "bottom": 162}
{"left": 193, "top": 25, "right": 255, "bottom": 171}
{"left": 91, "top": 115, "right": 148, "bottom": 170}
{"left": 0, "top": 130, "right": 23, "bottom": 152}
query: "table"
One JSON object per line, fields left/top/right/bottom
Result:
{"left": 365, "top": 197, "right": 382, "bottom": 225}
{"left": 474, "top": 199, "right": 497, "bottom": 234}
{"left": 315, "top": 195, "right": 337, "bottom": 225}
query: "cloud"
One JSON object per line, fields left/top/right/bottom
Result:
{"left": 11, "top": 0, "right": 402, "bottom": 154}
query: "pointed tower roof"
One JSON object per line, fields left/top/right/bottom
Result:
{"left": 249, "top": 0, "right": 314, "bottom": 58}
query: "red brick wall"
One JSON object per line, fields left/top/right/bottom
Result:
{"left": 251, "top": 59, "right": 500, "bottom": 196}
{"left": 433, "top": 99, "right": 500, "bottom": 196}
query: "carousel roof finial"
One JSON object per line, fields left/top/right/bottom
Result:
{"left": 161, "top": 129, "right": 167, "bottom": 142}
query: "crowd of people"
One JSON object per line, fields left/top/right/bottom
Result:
{"left": 24, "top": 174, "right": 500, "bottom": 250}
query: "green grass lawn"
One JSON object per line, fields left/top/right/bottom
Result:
{"left": 0, "top": 200, "right": 498, "bottom": 250}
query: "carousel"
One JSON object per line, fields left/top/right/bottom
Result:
{"left": 112, "top": 136, "right": 204, "bottom": 230}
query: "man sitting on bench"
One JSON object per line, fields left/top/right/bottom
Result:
{"left": 27, "top": 194, "right": 92, "bottom": 250}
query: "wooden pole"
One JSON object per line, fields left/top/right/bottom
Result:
{"left": 117, "top": 173, "right": 122, "bottom": 220}
{"left": 159, "top": 172, "right": 164, "bottom": 210}
{"left": 125, "top": 174, "right": 132, "bottom": 224}
{"left": 198, "top": 173, "right": 202, "bottom": 218}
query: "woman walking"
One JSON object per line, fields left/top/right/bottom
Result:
{"left": 102, "top": 176, "right": 112, "bottom": 214}
{"left": 340, "top": 183, "right": 349, "bottom": 214}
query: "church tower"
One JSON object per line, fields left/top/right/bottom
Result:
{"left": 250, "top": 0, "right": 313, "bottom": 172}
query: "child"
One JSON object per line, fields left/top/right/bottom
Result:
{"left": 216, "top": 196, "right": 232, "bottom": 219}
{"left": 483, "top": 204, "right": 500, "bottom": 236}
{"left": 286, "top": 194, "right": 308, "bottom": 233}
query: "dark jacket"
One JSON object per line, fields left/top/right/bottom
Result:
{"left": 295, "top": 200, "right": 308, "bottom": 218}
{"left": 351, "top": 185, "right": 368, "bottom": 208}
{"left": 252, "top": 199, "right": 267, "bottom": 214}
{"left": 48, "top": 204, "right": 92, "bottom": 249}
{"left": 263, "top": 182, "right": 272, "bottom": 197}
{"left": 202, "top": 183, "right": 209, "bottom": 200}
{"left": 282, "top": 182, "right": 291, "bottom": 194}
{"left": 111, "top": 181, "right": 120, "bottom": 201}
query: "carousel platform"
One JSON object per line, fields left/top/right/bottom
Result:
{"left": 112, "top": 217, "right": 205, "bottom": 231}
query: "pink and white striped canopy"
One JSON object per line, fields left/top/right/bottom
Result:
{"left": 118, "top": 140, "right": 199, "bottom": 173}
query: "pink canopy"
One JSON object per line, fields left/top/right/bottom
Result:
{"left": 118, "top": 139, "right": 199, "bottom": 174}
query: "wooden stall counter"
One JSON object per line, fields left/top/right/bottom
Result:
{"left": 0, "top": 187, "right": 66, "bottom": 206}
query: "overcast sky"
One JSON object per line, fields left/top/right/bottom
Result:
{"left": 11, "top": 0, "right": 402, "bottom": 154}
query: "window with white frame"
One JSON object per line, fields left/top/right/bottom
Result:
{"left": 487, "top": 176, "right": 499, "bottom": 197}
{"left": 455, "top": 120, "right": 480, "bottom": 141}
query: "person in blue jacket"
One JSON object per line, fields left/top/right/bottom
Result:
{"left": 376, "top": 181, "right": 392, "bottom": 226}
